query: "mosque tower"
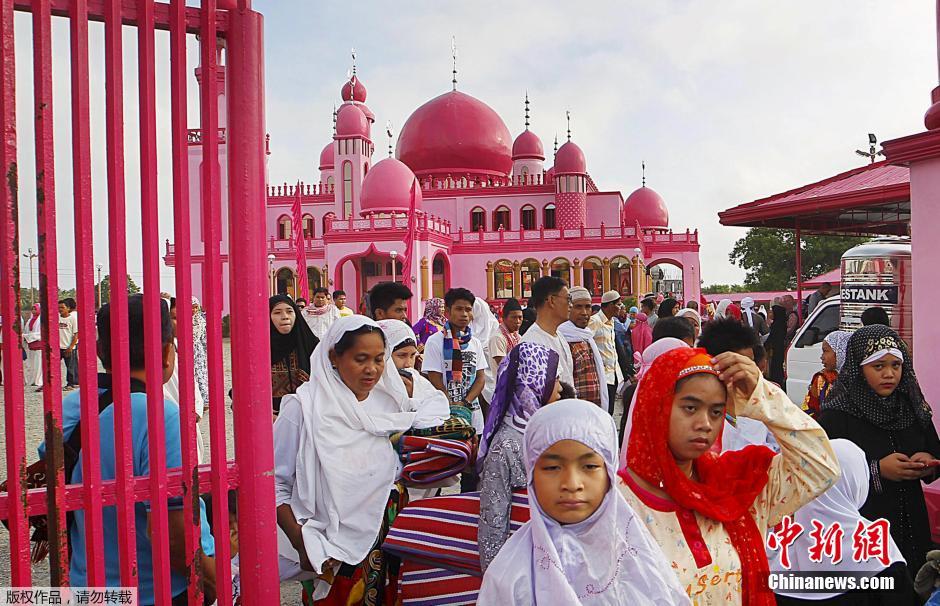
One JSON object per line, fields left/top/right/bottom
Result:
{"left": 552, "top": 112, "right": 587, "bottom": 228}
{"left": 511, "top": 93, "right": 545, "bottom": 183}
{"left": 332, "top": 71, "right": 374, "bottom": 220}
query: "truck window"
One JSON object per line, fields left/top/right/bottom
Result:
{"left": 795, "top": 304, "right": 839, "bottom": 348}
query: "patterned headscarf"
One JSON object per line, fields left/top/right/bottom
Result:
{"left": 823, "top": 325, "right": 930, "bottom": 431}
{"left": 477, "top": 342, "right": 559, "bottom": 470}
{"left": 823, "top": 330, "right": 851, "bottom": 373}
{"left": 624, "top": 348, "right": 776, "bottom": 606}
{"left": 423, "top": 298, "right": 446, "bottom": 326}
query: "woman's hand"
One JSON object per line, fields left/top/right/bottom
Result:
{"left": 711, "top": 352, "right": 761, "bottom": 399}
{"left": 400, "top": 373, "right": 414, "bottom": 397}
{"left": 880, "top": 452, "right": 931, "bottom": 481}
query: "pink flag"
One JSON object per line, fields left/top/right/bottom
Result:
{"left": 292, "top": 181, "right": 309, "bottom": 300}
{"left": 399, "top": 178, "right": 418, "bottom": 282}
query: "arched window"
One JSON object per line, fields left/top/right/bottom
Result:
{"left": 520, "top": 205, "right": 537, "bottom": 231}
{"left": 582, "top": 257, "right": 603, "bottom": 297}
{"left": 326, "top": 176, "right": 335, "bottom": 189}
{"left": 322, "top": 212, "right": 335, "bottom": 235}
{"left": 277, "top": 215, "right": 292, "bottom": 240}
{"left": 550, "top": 258, "right": 570, "bottom": 284}
{"left": 543, "top": 204, "right": 556, "bottom": 229}
{"left": 471, "top": 207, "right": 486, "bottom": 232}
{"left": 493, "top": 206, "right": 511, "bottom": 230}
{"left": 521, "top": 258, "right": 541, "bottom": 298}
{"left": 432, "top": 254, "right": 448, "bottom": 299}
{"left": 610, "top": 256, "right": 632, "bottom": 296}
{"left": 302, "top": 214, "right": 315, "bottom": 238}
{"left": 275, "top": 267, "right": 295, "bottom": 297}
{"left": 342, "top": 161, "right": 353, "bottom": 219}
{"left": 494, "top": 260, "right": 514, "bottom": 299}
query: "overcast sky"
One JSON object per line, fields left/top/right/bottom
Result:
{"left": 11, "top": 0, "right": 936, "bottom": 293}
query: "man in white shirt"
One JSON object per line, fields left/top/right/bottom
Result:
{"left": 589, "top": 290, "right": 622, "bottom": 415}
{"left": 58, "top": 298, "right": 79, "bottom": 389}
{"left": 520, "top": 276, "right": 574, "bottom": 387}
{"left": 301, "top": 287, "right": 340, "bottom": 340}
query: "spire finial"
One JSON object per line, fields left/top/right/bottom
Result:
{"left": 524, "top": 91, "right": 530, "bottom": 130}
{"left": 332, "top": 104, "right": 337, "bottom": 135}
{"left": 451, "top": 36, "right": 458, "bottom": 91}
{"left": 351, "top": 47, "right": 357, "bottom": 76}
{"left": 386, "top": 121, "right": 394, "bottom": 158}
{"left": 566, "top": 109, "right": 571, "bottom": 141}
{"left": 641, "top": 161, "right": 646, "bottom": 187}
{"left": 553, "top": 133, "right": 558, "bottom": 156}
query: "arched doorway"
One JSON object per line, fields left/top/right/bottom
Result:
{"left": 275, "top": 267, "right": 295, "bottom": 297}
{"left": 647, "top": 261, "right": 684, "bottom": 298}
{"left": 520, "top": 258, "right": 541, "bottom": 298}
{"left": 493, "top": 259, "right": 514, "bottom": 299}
{"left": 550, "top": 257, "right": 570, "bottom": 284}
{"left": 306, "top": 267, "right": 322, "bottom": 298}
{"left": 432, "top": 253, "right": 449, "bottom": 299}
{"left": 582, "top": 257, "right": 603, "bottom": 297}
{"left": 610, "top": 256, "right": 632, "bottom": 296}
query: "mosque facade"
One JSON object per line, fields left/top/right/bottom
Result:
{"left": 165, "top": 67, "right": 701, "bottom": 321}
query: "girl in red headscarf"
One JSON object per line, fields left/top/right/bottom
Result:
{"left": 618, "top": 348, "right": 839, "bottom": 605}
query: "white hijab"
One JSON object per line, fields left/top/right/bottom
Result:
{"left": 478, "top": 399, "right": 690, "bottom": 605}
{"left": 715, "top": 298, "right": 732, "bottom": 319}
{"left": 769, "top": 439, "right": 905, "bottom": 600}
{"left": 557, "top": 320, "right": 609, "bottom": 410}
{"left": 471, "top": 297, "right": 499, "bottom": 346}
{"left": 280, "top": 315, "right": 418, "bottom": 574}
{"left": 376, "top": 319, "right": 449, "bottom": 430}
{"left": 620, "top": 338, "right": 690, "bottom": 469}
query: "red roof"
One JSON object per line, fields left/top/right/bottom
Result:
{"left": 804, "top": 267, "right": 840, "bottom": 288}
{"left": 719, "top": 161, "right": 910, "bottom": 235}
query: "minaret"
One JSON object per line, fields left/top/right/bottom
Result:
{"left": 511, "top": 92, "right": 545, "bottom": 182}
{"left": 334, "top": 73, "right": 373, "bottom": 220}
{"left": 552, "top": 111, "right": 587, "bottom": 229}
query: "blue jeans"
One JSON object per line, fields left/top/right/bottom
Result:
{"left": 60, "top": 348, "right": 78, "bottom": 386}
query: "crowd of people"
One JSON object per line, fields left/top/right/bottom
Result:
{"left": 13, "top": 275, "right": 940, "bottom": 606}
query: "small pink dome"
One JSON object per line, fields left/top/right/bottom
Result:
{"left": 358, "top": 103, "right": 375, "bottom": 123}
{"left": 553, "top": 140, "right": 586, "bottom": 175}
{"left": 545, "top": 166, "right": 555, "bottom": 180}
{"left": 623, "top": 186, "right": 669, "bottom": 229}
{"left": 360, "top": 157, "right": 423, "bottom": 215}
{"left": 335, "top": 103, "right": 368, "bottom": 138}
{"left": 319, "top": 142, "right": 334, "bottom": 170}
{"left": 341, "top": 76, "right": 367, "bottom": 103}
{"left": 512, "top": 129, "right": 544, "bottom": 160}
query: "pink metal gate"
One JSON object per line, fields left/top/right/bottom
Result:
{"left": 0, "top": 0, "right": 278, "bottom": 603}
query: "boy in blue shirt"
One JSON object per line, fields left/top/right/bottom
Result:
{"left": 40, "top": 295, "right": 216, "bottom": 604}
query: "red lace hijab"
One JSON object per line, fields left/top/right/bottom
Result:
{"left": 622, "top": 348, "right": 776, "bottom": 606}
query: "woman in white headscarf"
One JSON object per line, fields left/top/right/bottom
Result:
{"left": 478, "top": 399, "right": 689, "bottom": 605}
{"left": 715, "top": 298, "right": 733, "bottom": 320}
{"left": 471, "top": 297, "right": 502, "bottom": 406}
{"left": 771, "top": 439, "right": 914, "bottom": 605}
{"left": 274, "top": 315, "right": 419, "bottom": 604}
{"left": 22, "top": 303, "right": 43, "bottom": 388}
{"left": 740, "top": 296, "right": 768, "bottom": 337}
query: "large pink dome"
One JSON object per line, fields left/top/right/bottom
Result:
{"left": 553, "top": 140, "right": 586, "bottom": 175}
{"left": 512, "top": 129, "right": 544, "bottom": 160}
{"left": 396, "top": 90, "right": 512, "bottom": 178}
{"left": 623, "top": 186, "right": 669, "bottom": 228}
{"left": 335, "top": 103, "right": 368, "bottom": 138}
{"left": 319, "top": 142, "right": 334, "bottom": 170}
{"left": 341, "top": 76, "right": 367, "bottom": 103}
{"left": 360, "top": 157, "right": 423, "bottom": 215}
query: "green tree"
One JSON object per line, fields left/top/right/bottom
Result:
{"left": 729, "top": 228, "right": 866, "bottom": 291}
{"left": 17, "top": 274, "right": 140, "bottom": 313}
{"left": 94, "top": 274, "right": 141, "bottom": 307}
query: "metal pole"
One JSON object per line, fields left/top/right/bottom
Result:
{"left": 795, "top": 226, "right": 803, "bottom": 324}
{"left": 96, "top": 264, "right": 101, "bottom": 308}
{"left": 391, "top": 251, "right": 397, "bottom": 282}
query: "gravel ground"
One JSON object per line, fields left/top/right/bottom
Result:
{"left": 0, "top": 340, "right": 302, "bottom": 604}
{"left": 0, "top": 341, "right": 628, "bottom": 605}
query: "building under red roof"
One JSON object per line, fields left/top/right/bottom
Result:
{"left": 719, "top": 160, "right": 910, "bottom": 236}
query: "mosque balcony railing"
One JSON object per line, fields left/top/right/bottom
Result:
{"left": 164, "top": 236, "right": 325, "bottom": 261}
{"left": 419, "top": 172, "right": 555, "bottom": 197}
{"left": 266, "top": 181, "right": 335, "bottom": 201}
{"left": 325, "top": 212, "right": 451, "bottom": 237}
{"left": 187, "top": 127, "right": 226, "bottom": 145}
{"left": 454, "top": 224, "right": 699, "bottom": 247}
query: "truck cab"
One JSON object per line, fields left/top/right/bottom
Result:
{"left": 784, "top": 295, "right": 840, "bottom": 404}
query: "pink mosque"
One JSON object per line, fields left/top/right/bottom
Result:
{"left": 165, "top": 64, "right": 702, "bottom": 322}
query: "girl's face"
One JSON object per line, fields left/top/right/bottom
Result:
{"left": 821, "top": 341, "right": 837, "bottom": 371}
{"left": 668, "top": 374, "right": 727, "bottom": 465}
{"left": 329, "top": 332, "right": 386, "bottom": 401}
{"left": 547, "top": 379, "right": 562, "bottom": 404}
{"left": 532, "top": 439, "right": 609, "bottom": 525}
{"left": 391, "top": 344, "right": 418, "bottom": 370}
{"left": 862, "top": 354, "right": 902, "bottom": 397}
{"left": 270, "top": 303, "right": 295, "bottom": 335}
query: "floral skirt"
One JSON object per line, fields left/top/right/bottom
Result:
{"left": 301, "top": 481, "right": 408, "bottom": 606}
